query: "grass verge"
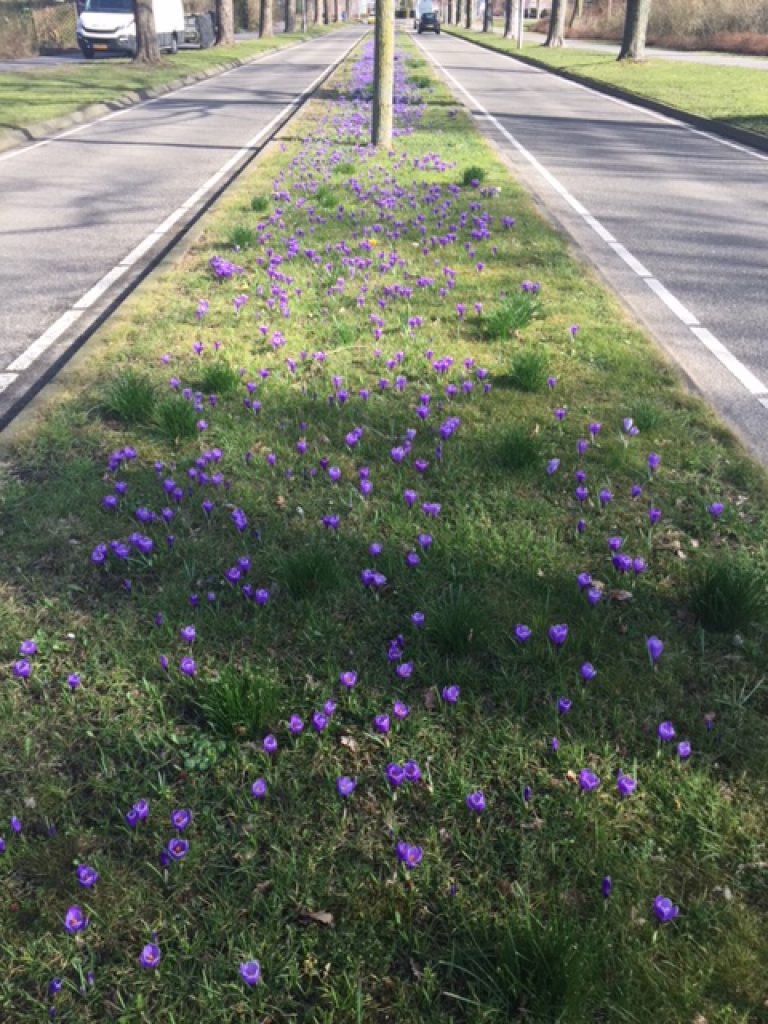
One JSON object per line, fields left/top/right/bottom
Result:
{"left": 447, "top": 27, "right": 768, "bottom": 140}
{"left": 1, "top": 35, "right": 767, "bottom": 1024}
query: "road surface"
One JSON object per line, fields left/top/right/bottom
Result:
{"left": 0, "top": 27, "right": 365, "bottom": 427}
{"left": 416, "top": 30, "right": 768, "bottom": 464}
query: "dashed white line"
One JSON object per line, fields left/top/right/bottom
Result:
{"left": 0, "top": 373, "right": 18, "bottom": 394}
{"left": 425, "top": 43, "right": 768, "bottom": 406}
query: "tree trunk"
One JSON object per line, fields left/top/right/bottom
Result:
{"left": 446, "top": 0, "right": 453, "bottom": 23}
{"left": 216, "top": 0, "right": 235, "bottom": 43}
{"left": 285, "top": 0, "right": 296, "bottom": 30}
{"left": 247, "top": 0, "right": 260, "bottom": 30}
{"left": 544, "top": 0, "right": 566, "bottom": 45}
{"left": 260, "top": 0, "right": 273, "bottom": 35}
{"left": 133, "top": 0, "right": 161, "bottom": 63}
{"left": 503, "top": 0, "right": 511, "bottom": 36}
{"left": 618, "top": 0, "right": 651, "bottom": 60}
{"left": 333, "top": 0, "right": 339, "bottom": 21}
{"left": 371, "top": 0, "right": 394, "bottom": 147}
{"left": 482, "top": 0, "right": 492, "bottom": 31}
{"left": 464, "top": 0, "right": 471, "bottom": 28}
{"left": 568, "top": 0, "right": 581, "bottom": 28}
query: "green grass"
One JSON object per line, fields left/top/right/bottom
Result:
{"left": 0, "top": 26, "right": 338, "bottom": 137}
{"left": 0, "top": 36, "right": 767, "bottom": 1024}
{"left": 448, "top": 28, "right": 768, "bottom": 139}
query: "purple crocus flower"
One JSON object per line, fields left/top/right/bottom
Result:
{"left": 19, "top": 640, "right": 37, "bottom": 657}
{"left": 288, "top": 715, "right": 304, "bottom": 736}
{"left": 64, "top": 906, "right": 89, "bottom": 935}
{"left": 386, "top": 763, "right": 406, "bottom": 788}
{"left": 250, "top": 778, "right": 268, "bottom": 800}
{"left": 312, "top": 712, "right": 328, "bottom": 733}
{"left": 577, "top": 572, "right": 592, "bottom": 590}
{"left": 239, "top": 960, "right": 261, "bottom": 986}
{"left": 171, "top": 809, "right": 192, "bottom": 831}
{"left": 373, "top": 714, "right": 391, "bottom": 734}
{"left": 76, "top": 865, "right": 99, "bottom": 889}
{"left": 579, "top": 770, "right": 600, "bottom": 792}
{"left": 336, "top": 776, "right": 357, "bottom": 798}
{"left": 653, "top": 895, "right": 679, "bottom": 923}
{"left": 179, "top": 657, "right": 196, "bottom": 678}
{"left": 546, "top": 459, "right": 560, "bottom": 477}
{"left": 403, "top": 760, "right": 421, "bottom": 783}
{"left": 707, "top": 502, "right": 724, "bottom": 521}
{"left": 396, "top": 842, "right": 423, "bottom": 869}
{"left": 648, "top": 507, "right": 662, "bottom": 526}
{"left": 262, "top": 734, "right": 278, "bottom": 756}
{"left": 646, "top": 636, "right": 664, "bottom": 666}
{"left": 599, "top": 489, "right": 613, "bottom": 507}
{"left": 616, "top": 773, "right": 637, "bottom": 798}
{"left": 557, "top": 697, "right": 572, "bottom": 715}
{"left": 587, "top": 587, "right": 602, "bottom": 607}
{"left": 441, "top": 685, "right": 460, "bottom": 704}
{"left": 647, "top": 452, "right": 661, "bottom": 474}
{"left": 179, "top": 625, "right": 196, "bottom": 645}
{"left": 580, "top": 662, "right": 597, "bottom": 682}
{"left": 677, "top": 740, "right": 692, "bottom": 760}
{"left": 167, "top": 838, "right": 190, "bottom": 861}
{"left": 410, "top": 611, "right": 425, "bottom": 630}
{"left": 602, "top": 876, "right": 613, "bottom": 898}
{"left": 339, "top": 670, "right": 357, "bottom": 690}
{"left": 658, "top": 720, "right": 676, "bottom": 742}
{"left": 393, "top": 700, "right": 410, "bottom": 720}
{"left": 138, "top": 944, "right": 161, "bottom": 969}
{"left": 466, "top": 791, "right": 486, "bottom": 814}
{"left": 514, "top": 624, "right": 532, "bottom": 645}
{"left": 13, "top": 660, "right": 31, "bottom": 680}
{"left": 548, "top": 624, "right": 568, "bottom": 649}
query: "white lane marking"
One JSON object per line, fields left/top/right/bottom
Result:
{"left": 691, "top": 327, "right": 768, "bottom": 395}
{"left": 2, "top": 38, "right": 357, "bottom": 380}
{"left": 644, "top": 278, "right": 699, "bottom": 326}
{"left": 6, "top": 309, "right": 84, "bottom": 371}
{"left": 425, "top": 43, "right": 768, "bottom": 405}
{"left": 0, "top": 373, "right": 18, "bottom": 393}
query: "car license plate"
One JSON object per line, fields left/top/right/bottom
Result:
{"left": 94, "top": 44, "right": 108, "bottom": 50}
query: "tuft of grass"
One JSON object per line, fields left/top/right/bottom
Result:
{"left": 407, "top": 73, "right": 432, "bottom": 89}
{"left": 632, "top": 398, "right": 665, "bottom": 433}
{"left": 461, "top": 164, "right": 486, "bottom": 186}
{"left": 690, "top": 555, "right": 768, "bottom": 632}
{"left": 103, "top": 370, "right": 157, "bottom": 423}
{"left": 485, "top": 292, "right": 541, "bottom": 341}
{"left": 334, "top": 161, "right": 356, "bottom": 175}
{"left": 227, "top": 225, "right": 256, "bottom": 250}
{"left": 314, "top": 184, "right": 339, "bottom": 209}
{"left": 427, "top": 584, "right": 490, "bottom": 657}
{"left": 277, "top": 544, "right": 340, "bottom": 599}
{"left": 195, "top": 663, "right": 280, "bottom": 739}
{"left": 198, "top": 361, "right": 241, "bottom": 396}
{"left": 507, "top": 347, "right": 550, "bottom": 391}
{"left": 155, "top": 395, "right": 199, "bottom": 442}
{"left": 496, "top": 424, "right": 541, "bottom": 470}
{"left": 250, "top": 195, "right": 269, "bottom": 212}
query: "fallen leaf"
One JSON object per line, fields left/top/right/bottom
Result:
{"left": 340, "top": 735, "right": 358, "bottom": 752}
{"left": 609, "top": 590, "right": 633, "bottom": 603}
{"left": 299, "top": 909, "right": 335, "bottom": 927}
{"left": 423, "top": 687, "right": 437, "bottom": 710}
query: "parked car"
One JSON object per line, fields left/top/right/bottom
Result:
{"left": 418, "top": 10, "right": 440, "bottom": 32}
{"left": 76, "top": 0, "right": 184, "bottom": 57}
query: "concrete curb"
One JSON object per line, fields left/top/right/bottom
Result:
{"left": 445, "top": 30, "right": 768, "bottom": 156}
{"left": 0, "top": 39, "right": 306, "bottom": 156}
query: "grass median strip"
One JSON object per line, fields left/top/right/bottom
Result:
{"left": 1, "top": 37, "right": 767, "bottom": 1024}
{"left": 448, "top": 28, "right": 768, "bottom": 141}
{"left": 0, "top": 27, "right": 337, "bottom": 137}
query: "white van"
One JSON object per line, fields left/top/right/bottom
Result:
{"left": 76, "top": 0, "right": 185, "bottom": 59}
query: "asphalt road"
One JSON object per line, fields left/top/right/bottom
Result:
{"left": 416, "top": 31, "right": 768, "bottom": 464}
{"left": 0, "top": 27, "right": 365, "bottom": 426}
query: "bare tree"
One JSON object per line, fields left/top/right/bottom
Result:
{"left": 260, "top": 0, "right": 273, "bottom": 36}
{"left": 482, "top": 0, "right": 492, "bottom": 31}
{"left": 618, "top": 0, "right": 652, "bottom": 60}
{"left": 371, "top": 0, "right": 394, "bottom": 147}
{"left": 464, "top": 0, "right": 471, "bottom": 28}
{"left": 285, "top": 0, "right": 296, "bottom": 30}
{"left": 216, "top": 0, "right": 235, "bottom": 43}
{"left": 133, "top": 0, "right": 161, "bottom": 63}
{"left": 544, "top": 0, "right": 567, "bottom": 45}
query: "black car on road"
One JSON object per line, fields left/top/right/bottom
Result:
{"left": 417, "top": 9, "right": 440, "bottom": 32}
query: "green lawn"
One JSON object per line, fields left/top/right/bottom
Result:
{"left": 0, "top": 37, "right": 767, "bottom": 1024}
{"left": 0, "top": 26, "right": 340, "bottom": 137}
{"left": 448, "top": 28, "right": 768, "bottom": 140}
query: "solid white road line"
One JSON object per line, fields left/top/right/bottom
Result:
{"left": 425, "top": 43, "right": 768, "bottom": 404}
